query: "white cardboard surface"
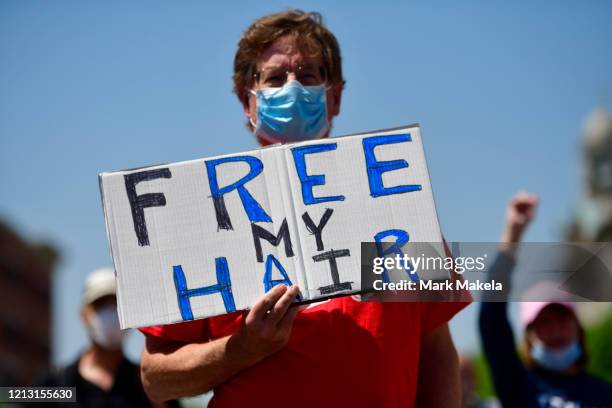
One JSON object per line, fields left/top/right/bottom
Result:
{"left": 99, "top": 124, "right": 444, "bottom": 328}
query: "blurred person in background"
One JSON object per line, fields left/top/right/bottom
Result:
{"left": 37, "top": 267, "right": 179, "bottom": 407}
{"left": 479, "top": 192, "right": 612, "bottom": 407}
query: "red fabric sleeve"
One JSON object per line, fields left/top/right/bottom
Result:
{"left": 420, "top": 300, "right": 470, "bottom": 334}
{"left": 417, "top": 238, "right": 473, "bottom": 333}
{"left": 138, "top": 311, "right": 245, "bottom": 343}
{"left": 139, "top": 319, "right": 210, "bottom": 343}
{"left": 419, "top": 262, "right": 473, "bottom": 333}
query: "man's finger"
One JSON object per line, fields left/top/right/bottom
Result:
{"left": 249, "top": 285, "right": 288, "bottom": 321}
{"left": 277, "top": 301, "right": 300, "bottom": 332}
{"left": 266, "top": 285, "right": 298, "bottom": 325}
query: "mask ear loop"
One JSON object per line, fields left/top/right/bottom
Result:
{"left": 248, "top": 89, "right": 258, "bottom": 129}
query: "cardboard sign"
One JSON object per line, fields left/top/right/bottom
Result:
{"left": 99, "top": 124, "right": 445, "bottom": 328}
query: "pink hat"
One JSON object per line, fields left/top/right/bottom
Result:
{"left": 519, "top": 281, "right": 576, "bottom": 327}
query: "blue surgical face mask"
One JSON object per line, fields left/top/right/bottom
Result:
{"left": 530, "top": 338, "right": 582, "bottom": 372}
{"left": 250, "top": 80, "right": 330, "bottom": 143}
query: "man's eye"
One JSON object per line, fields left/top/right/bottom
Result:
{"left": 264, "top": 76, "right": 284, "bottom": 86}
{"left": 298, "top": 73, "right": 321, "bottom": 85}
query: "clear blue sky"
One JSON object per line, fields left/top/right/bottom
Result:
{"left": 1, "top": 0, "right": 611, "bottom": 365}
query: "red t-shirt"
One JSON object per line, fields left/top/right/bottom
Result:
{"left": 140, "top": 296, "right": 469, "bottom": 407}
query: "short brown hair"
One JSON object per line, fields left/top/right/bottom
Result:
{"left": 233, "top": 10, "right": 345, "bottom": 104}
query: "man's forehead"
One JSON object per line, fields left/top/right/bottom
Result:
{"left": 258, "top": 36, "right": 321, "bottom": 69}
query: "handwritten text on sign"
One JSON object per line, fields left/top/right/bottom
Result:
{"left": 99, "top": 125, "right": 443, "bottom": 328}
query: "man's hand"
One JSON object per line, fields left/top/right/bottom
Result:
{"left": 501, "top": 191, "right": 539, "bottom": 245}
{"left": 233, "top": 284, "right": 301, "bottom": 362}
{"left": 141, "top": 284, "right": 300, "bottom": 402}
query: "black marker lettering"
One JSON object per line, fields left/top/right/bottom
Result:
{"left": 124, "top": 168, "right": 172, "bottom": 246}
{"left": 313, "top": 249, "right": 352, "bottom": 294}
{"left": 302, "top": 208, "right": 333, "bottom": 251}
{"left": 251, "top": 219, "right": 294, "bottom": 263}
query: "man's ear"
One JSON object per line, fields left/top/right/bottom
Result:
{"left": 241, "top": 92, "right": 253, "bottom": 121}
{"left": 330, "top": 83, "right": 343, "bottom": 117}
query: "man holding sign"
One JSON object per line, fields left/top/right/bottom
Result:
{"left": 138, "top": 10, "right": 468, "bottom": 407}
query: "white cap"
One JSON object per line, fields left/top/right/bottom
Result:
{"left": 82, "top": 267, "right": 117, "bottom": 306}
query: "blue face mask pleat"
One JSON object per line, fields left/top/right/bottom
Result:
{"left": 253, "top": 80, "right": 329, "bottom": 143}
